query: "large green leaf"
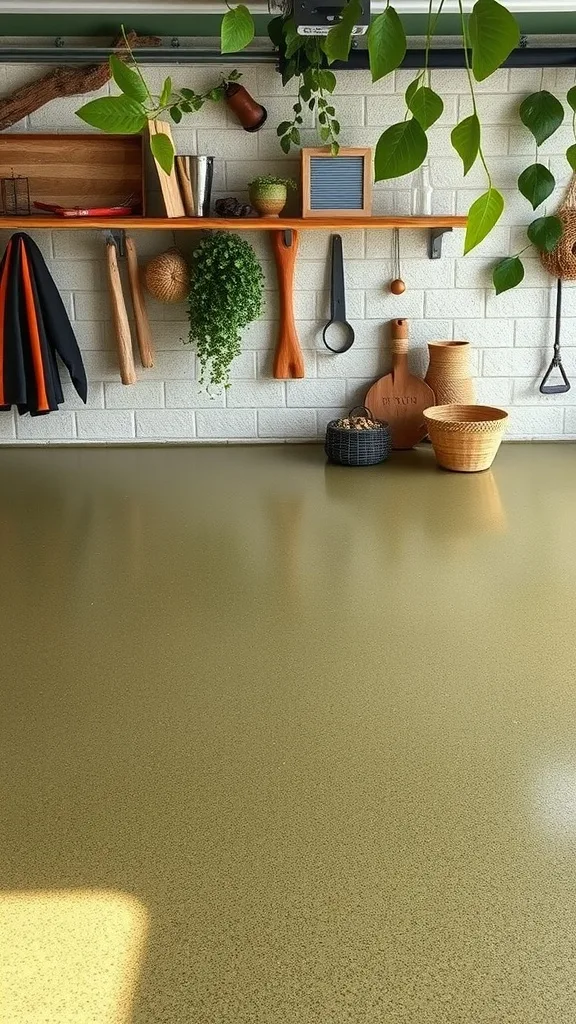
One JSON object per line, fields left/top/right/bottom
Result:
{"left": 367, "top": 7, "right": 406, "bottom": 84}
{"left": 464, "top": 188, "right": 504, "bottom": 254}
{"left": 407, "top": 86, "right": 444, "bottom": 130}
{"left": 318, "top": 69, "right": 337, "bottom": 93}
{"left": 492, "top": 256, "right": 525, "bottom": 294}
{"left": 159, "top": 76, "right": 172, "bottom": 108}
{"left": 517, "top": 163, "right": 555, "bottom": 210}
{"left": 150, "top": 132, "right": 175, "bottom": 175}
{"left": 468, "top": 0, "right": 520, "bottom": 83}
{"left": 374, "top": 119, "right": 428, "bottom": 181}
{"left": 221, "top": 4, "right": 254, "bottom": 53}
{"left": 451, "top": 114, "right": 480, "bottom": 175}
{"left": 567, "top": 86, "right": 576, "bottom": 112}
{"left": 519, "top": 91, "right": 564, "bottom": 146}
{"left": 567, "top": 144, "right": 576, "bottom": 171}
{"left": 109, "top": 54, "right": 149, "bottom": 103}
{"left": 284, "top": 18, "right": 304, "bottom": 59}
{"left": 76, "top": 95, "right": 147, "bottom": 134}
{"left": 324, "top": 0, "right": 362, "bottom": 64}
{"left": 527, "top": 215, "right": 563, "bottom": 253}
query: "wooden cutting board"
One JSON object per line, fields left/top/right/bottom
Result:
{"left": 365, "top": 318, "right": 435, "bottom": 449}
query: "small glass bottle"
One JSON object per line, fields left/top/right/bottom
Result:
{"left": 411, "top": 164, "right": 433, "bottom": 216}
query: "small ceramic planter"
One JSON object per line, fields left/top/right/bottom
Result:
{"left": 249, "top": 183, "right": 288, "bottom": 218}
{"left": 224, "top": 83, "right": 267, "bottom": 132}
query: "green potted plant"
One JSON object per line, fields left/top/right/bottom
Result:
{"left": 187, "top": 232, "right": 264, "bottom": 390}
{"left": 248, "top": 175, "right": 297, "bottom": 218}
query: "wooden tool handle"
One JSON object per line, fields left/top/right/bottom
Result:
{"left": 391, "top": 317, "right": 409, "bottom": 382}
{"left": 271, "top": 230, "right": 305, "bottom": 379}
{"left": 125, "top": 236, "right": 155, "bottom": 368}
{"left": 106, "top": 241, "right": 137, "bottom": 385}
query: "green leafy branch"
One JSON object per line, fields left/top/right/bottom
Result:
{"left": 493, "top": 87, "right": 566, "bottom": 293}
{"left": 76, "top": 30, "right": 241, "bottom": 174}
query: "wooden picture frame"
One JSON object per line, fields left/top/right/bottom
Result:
{"left": 301, "top": 147, "right": 372, "bottom": 218}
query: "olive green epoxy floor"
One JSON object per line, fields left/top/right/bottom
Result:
{"left": 1, "top": 443, "right": 576, "bottom": 1024}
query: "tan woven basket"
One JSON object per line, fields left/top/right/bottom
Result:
{"left": 541, "top": 175, "right": 576, "bottom": 280}
{"left": 424, "top": 405, "right": 509, "bottom": 473}
{"left": 144, "top": 248, "right": 189, "bottom": 303}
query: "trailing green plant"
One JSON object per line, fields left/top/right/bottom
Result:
{"left": 268, "top": 16, "right": 341, "bottom": 154}
{"left": 492, "top": 82, "right": 568, "bottom": 293}
{"left": 187, "top": 232, "right": 264, "bottom": 390}
{"left": 76, "top": 29, "right": 241, "bottom": 174}
{"left": 248, "top": 175, "right": 297, "bottom": 190}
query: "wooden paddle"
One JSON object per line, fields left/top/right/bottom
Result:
{"left": 271, "top": 229, "right": 305, "bottom": 379}
{"left": 365, "top": 318, "right": 434, "bottom": 449}
{"left": 125, "top": 236, "right": 155, "bottom": 369}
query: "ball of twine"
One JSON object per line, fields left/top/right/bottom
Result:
{"left": 144, "top": 248, "right": 189, "bottom": 303}
{"left": 540, "top": 208, "right": 576, "bottom": 281}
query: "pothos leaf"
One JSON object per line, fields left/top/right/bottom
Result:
{"left": 520, "top": 91, "right": 564, "bottom": 146}
{"left": 221, "top": 4, "right": 255, "bottom": 54}
{"left": 468, "top": 0, "right": 520, "bottom": 83}
{"left": 517, "top": 163, "right": 555, "bottom": 210}
{"left": 492, "top": 255, "right": 525, "bottom": 294}
{"left": 324, "top": 0, "right": 362, "bottom": 64}
{"left": 407, "top": 86, "right": 444, "bottom": 130}
{"left": 567, "top": 144, "right": 576, "bottom": 171}
{"left": 451, "top": 114, "right": 481, "bottom": 175}
{"left": 464, "top": 187, "right": 505, "bottom": 254}
{"left": 374, "top": 119, "right": 428, "bottom": 181}
{"left": 567, "top": 86, "right": 576, "bottom": 112}
{"left": 527, "top": 215, "right": 563, "bottom": 253}
{"left": 367, "top": 6, "right": 407, "bottom": 83}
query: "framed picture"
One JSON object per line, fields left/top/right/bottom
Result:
{"left": 301, "top": 147, "right": 372, "bottom": 218}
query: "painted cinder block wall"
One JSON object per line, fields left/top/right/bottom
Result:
{"left": 0, "top": 57, "right": 575, "bottom": 443}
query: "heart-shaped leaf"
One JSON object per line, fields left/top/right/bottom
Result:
{"left": 567, "top": 86, "right": 576, "bottom": 112}
{"left": 318, "top": 69, "right": 337, "bottom": 93}
{"left": 493, "top": 255, "right": 525, "bottom": 294}
{"left": 468, "top": 0, "right": 520, "bottom": 82}
{"left": 367, "top": 6, "right": 407, "bottom": 83}
{"left": 464, "top": 187, "right": 504, "bottom": 254}
{"left": 407, "top": 85, "right": 444, "bottom": 130}
{"left": 405, "top": 76, "right": 424, "bottom": 107}
{"left": 374, "top": 119, "right": 428, "bottom": 181}
{"left": 221, "top": 4, "right": 254, "bottom": 53}
{"left": 451, "top": 114, "right": 480, "bottom": 175}
{"left": 324, "top": 0, "right": 362, "bottom": 64}
{"left": 520, "top": 91, "right": 564, "bottom": 146}
{"left": 517, "top": 163, "right": 555, "bottom": 210}
{"left": 567, "top": 144, "right": 576, "bottom": 171}
{"left": 109, "top": 54, "right": 149, "bottom": 103}
{"left": 150, "top": 131, "right": 175, "bottom": 175}
{"left": 76, "top": 95, "right": 147, "bottom": 134}
{"left": 527, "top": 215, "right": 563, "bottom": 253}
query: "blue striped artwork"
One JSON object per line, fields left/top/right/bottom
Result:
{"left": 309, "top": 155, "right": 364, "bottom": 210}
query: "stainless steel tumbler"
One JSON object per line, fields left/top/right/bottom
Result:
{"left": 176, "top": 156, "right": 214, "bottom": 217}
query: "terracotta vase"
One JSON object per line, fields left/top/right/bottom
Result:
{"left": 224, "top": 83, "right": 267, "bottom": 132}
{"left": 249, "top": 184, "right": 287, "bottom": 218}
{"left": 425, "top": 341, "right": 475, "bottom": 405}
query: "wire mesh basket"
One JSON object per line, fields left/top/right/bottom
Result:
{"left": 325, "top": 406, "right": 392, "bottom": 467}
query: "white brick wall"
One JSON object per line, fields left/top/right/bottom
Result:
{"left": 1, "top": 62, "right": 574, "bottom": 443}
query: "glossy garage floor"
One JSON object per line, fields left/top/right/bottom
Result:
{"left": 1, "top": 443, "right": 576, "bottom": 1024}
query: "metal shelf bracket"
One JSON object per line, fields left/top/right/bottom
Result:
{"left": 429, "top": 225, "right": 452, "bottom": 260}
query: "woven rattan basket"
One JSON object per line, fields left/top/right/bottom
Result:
{"left": 325, "top": 406, "right": 391, "bottom": 467}
{"left": 144, "top": 248, "right": 189, "bottom": 303}
{"left": 423, "top": 405, "right": 508, "bottom": 473}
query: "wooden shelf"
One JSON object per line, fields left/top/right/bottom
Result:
{"left": 0, "top": 215, "right": 467, "bottom": 231}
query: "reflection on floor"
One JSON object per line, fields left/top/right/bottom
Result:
{"left": 1, "top": 443, "right": 576, "bottom": 1023}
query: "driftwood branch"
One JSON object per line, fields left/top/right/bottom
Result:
{"left": 0, "top": 31, "right": 161, "bottom": 132}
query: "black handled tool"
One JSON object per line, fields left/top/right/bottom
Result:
{"left": 540, "top": 279, "right": 571, "bottom": 395}
{"left": 322, "top": 234, "right": 355, "bottom": 354}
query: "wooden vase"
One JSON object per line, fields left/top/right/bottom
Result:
{"left": 249, "top": 184, "right": 287, "bottom": 218}
{"left": 425, "top": 341, "right": 475, "bottom": 406}
{"left": 224, "top": 83, "right": 267, "bottom": 132}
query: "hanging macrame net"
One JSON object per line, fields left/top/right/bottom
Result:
{"left": 540, "top": 175, "right": 576, "bottom": 280}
